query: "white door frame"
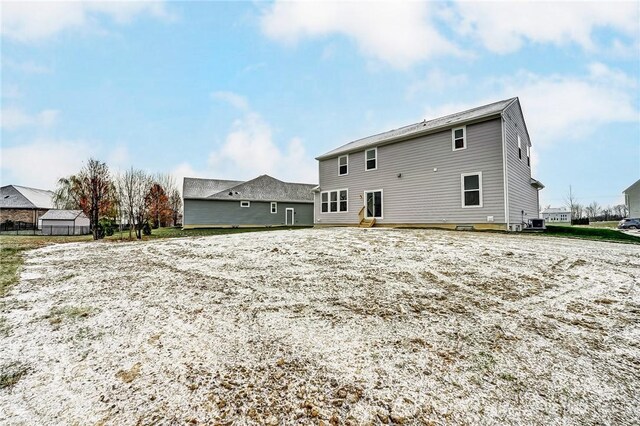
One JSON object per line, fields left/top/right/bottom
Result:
{"left": 363, "top": 189, "right": 383, "bottom": 219}
{"left": 285, "top": 208, "right": 295, "bottom": 225}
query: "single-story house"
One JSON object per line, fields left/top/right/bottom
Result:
{"left": 541, "top": 207, "right": 571, "bottom": 223}
{"left": 40, "top": 210, "right": 91, "bottom": 235}
{"left": 313, "top": 97, "right": 544, "bottom": 231}
{"left": 182, "top": 175, "right": 316, "bottom": 228}
{"left": 0, "top": 185, "right": 54, "bottom": 229}
{"left": 623, "top": 179, "right": 640, "bottom": 218}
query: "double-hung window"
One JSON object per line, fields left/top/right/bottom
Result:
{"left": 452, "top": 126, "right": 466, "bottom": 150}
{"left": 365, "top": 148, "right": 377, "bottom": 171}
{"left": 321, "top": 189, "right": 348, "bottom": 213}
{"left": 526, "top": 144, "right": 531, "bottom": 166}
{"left": 270, "top": 202, "right": 277, "bottom": 214}
{"left": 518, "top": 135, "right": 522, "bottom": 159}
{"left": 338, "top": 155, "right": 348, "bottom": 175}
{"left": 461, "top": 172, "right": 482, "bottom": 208}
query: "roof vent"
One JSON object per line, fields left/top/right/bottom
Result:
{"left": 228, "top": 191, "right": 233, "bottom": 196}
{"left": 3, "top": 195, "right": 9, "bottom": 199}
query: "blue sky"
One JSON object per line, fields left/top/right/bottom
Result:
{"left": 1, "top": 1, "right": 639, "bottom": 209}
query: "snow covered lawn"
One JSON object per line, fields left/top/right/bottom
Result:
{"left": 1, "top": 228, "right": 639, "bottom": 425}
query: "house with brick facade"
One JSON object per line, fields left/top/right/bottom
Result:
{"left": 0, "top": 185, "right": 55, "bottom": 229}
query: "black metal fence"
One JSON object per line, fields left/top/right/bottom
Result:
{"left": 0, "top": 222, "right": 91, "bottom": 236}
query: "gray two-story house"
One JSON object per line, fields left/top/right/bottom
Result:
{"left": 313, "top": 97, "right": 544, "bottom": 231}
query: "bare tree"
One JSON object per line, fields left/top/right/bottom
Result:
{"left": 119, "top": 168, "right": 152, "bottom": 240}
{"left": 565, "top": 186, "right": 579, "bottom": 220}
{"left": 169, "top": 188, "right": 182, "bottom": 226}
{"left": 585, "top": 201, "right": 601, "bottom": 219}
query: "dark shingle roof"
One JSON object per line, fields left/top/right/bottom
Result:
{"left": 183, "top": 178, "right": 244, "bottom": 199}
{"left": 0, "top": 185, "right": 55, "bottom": 209}
{"left": 184, "top": 175, "right": 316, "bottom": 203}
{"left": 40, "top": 210, "right": 86, "bottom": 220}
{"left": 317, "top": 97, "right": 518, "bottom": 160}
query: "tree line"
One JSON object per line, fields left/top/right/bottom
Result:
{"left": 557, "top": 186, "right": 629, "bottom": 222}
{"left": 53, "top": 158, "right": 182, "bottom": 240}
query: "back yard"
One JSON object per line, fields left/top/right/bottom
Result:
{"left": 1, "top": 228, "right": 639, "bottom": 425}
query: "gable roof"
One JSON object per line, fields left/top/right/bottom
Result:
{"left": 183, "top": 177, "right": 243, "bottom": 199}
{"left": 0, "top": 185, "right": 55, "bottom": 209}
{"left": 185, "top": 175, "right": 316, "bottom": 203}
{"left": 40, "top": 209, "right": 86, "bottom": 220}
{"left": 541, "top": 207, "right": 570, "bottom": 214}
{"left": 623, "top": 179, "right": 640, "bottom": 194}
{"left": 316, "top": 97, "right": 518, "bottom": 160}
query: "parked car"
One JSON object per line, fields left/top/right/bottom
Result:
{"left": 618, "top": 218, "right": 640, "bottom": 229}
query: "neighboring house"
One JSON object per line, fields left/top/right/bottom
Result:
{"left": 623, "top": 179, "right": 640, "bottom": 218}
{"left": 313, "top": 97, "right": 544, "bottom": 231}
{"left": 182, "top": 175, "right": 316, "bottom": 228}
{"left": 40, "top": 210, "right": 91, "bottom": 235}
{"left": 542, "top": 207, "right": 572, "bottom": 223}
{"left": 0, "top": 185, "right": 55, "bottom": 229}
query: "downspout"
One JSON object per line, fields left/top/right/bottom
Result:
{"left": 501, "top": 113, "right": 510, "bottom": 231}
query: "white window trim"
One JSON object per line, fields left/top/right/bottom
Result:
{"left": 526, "top": 144, "right": 531, "bottom": 166}
{"left": 518, "top": 134, "right": 522, "bottom": 159}
{"left": 270, "top": 202, "right": 277, "bottom": 214}
{"left": 320, "top": 189, "right": 348, "bottom": 213}
{"left": 365, "top": 147, "right": 378, "bottom": 171}
{"left": 338, "top": 155, "right": 349, "bottom": 176}
{"left": 461, "top": 172, "right": 483, "bottom": 208}
{"left": 240, "top": 201, "right": 250, "bottom": 208}
{"left": 363, "top": 189, "right": 384, "bottom": 219}
{"left": 452, "top": 126, "right": 467, "bottom": 151}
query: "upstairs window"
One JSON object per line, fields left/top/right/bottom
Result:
{"left": 518, "top": 135, "right": 522, "bottom": 159}
{"left": 338, "top": 155, "right": 348, "bottom": 175}
{"left": 452, "top": 126, "right": 466, "bottom": 151}
{"left": 365, "top": 148, "right": 377, "bottom": 170}
{"left": 461, "top": 172, "right": 483, "bottom": 208}
{"left": 270, "top": 202, "right": 277, "bottom": 214}
{"left": 526, "top": 144, "right": 531, "bottom": 166}
{"left": 240, "top": 201, "right": 250, "bottom": 208}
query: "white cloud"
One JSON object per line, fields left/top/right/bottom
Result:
{"left": 1, "top": 107, "right": 59, "bottom": 130}
{"left": 208, "top": 111, "right": 316, "bottom": 183}
{"left": 211, "top": 91, "right": 250, "bottom": 111}
{"left": 3, "top": 58, "right": 52, "bottom": 74}
{"left": 453, "top": 2, "right": 640, "bottom": 54}
{"left": 1, "top": 1, "right": 171, "bottom": 42}
{"left": 423, "top": 64, "right": 639, "bottom": 147}
{"left": 0, "top": 140, "right": 92, "bottom": 189}
{"left": 260, "top": 1, "right": 460, "bottom": 68}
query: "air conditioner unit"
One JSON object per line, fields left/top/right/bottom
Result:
{"left": 528, "top": 218, "right": 545, "bottom": 230}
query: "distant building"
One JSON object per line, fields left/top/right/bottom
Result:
{"left": 541, "top": 207, "right": 571, "bottom": 223}
{"left": 623, "top": 179, "right": 640, "bottom": 218}
{"left": 0, "top": 185, "right": 55, "bottom": 228}
{"left": 40, "top": 210, "right": 91, "bottom": 235}
{"left": 182, "top": 175, "right": 316, "bottom": 228}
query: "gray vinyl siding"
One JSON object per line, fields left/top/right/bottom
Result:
{"left": 315, "top": 118, "right": 506, "bottom": 225}
{"left": 184, "top": 199, "right": 313, "bottom": 226}
{"left": 503, "top": 101, "right": 539, "bottom": 225}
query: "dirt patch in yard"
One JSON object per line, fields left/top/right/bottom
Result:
{"left": 1, "top": 228, "right": 639, "bottom": 425}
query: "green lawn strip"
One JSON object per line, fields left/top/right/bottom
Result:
{"left": 543, "top": 225, "right": 640, "bottom": 244}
